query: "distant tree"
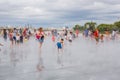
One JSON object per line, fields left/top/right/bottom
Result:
{"left": 72, "top": 21, "right": 120, "bottom": 33}
{"left": 114, "top": 21, "right": 120, "bottom": 31}
{"left": 73, "top": 24, "right": 84, "bottom": 31}
{"left": 97, "top": 24, "right": 114, "bottom": 33}
{"left": 84, "top": 22, "right": 96, "bottom": 31}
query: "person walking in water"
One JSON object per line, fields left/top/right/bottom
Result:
{"left": 36, "top": 27, "right": 45, "bottom": 48}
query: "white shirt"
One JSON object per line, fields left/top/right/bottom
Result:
{"left": 16, "top": 36, "right": 20, "bottom": 40}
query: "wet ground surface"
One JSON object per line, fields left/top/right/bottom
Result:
{"left": 0, "top": 35, "right": 120, "bottom": 80}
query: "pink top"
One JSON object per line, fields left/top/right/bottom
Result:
{"left": 76, "top": 30, "right": 79, "bottom": 34}
{"left": 36, "top": 32, "right": 44, "bottom": 39}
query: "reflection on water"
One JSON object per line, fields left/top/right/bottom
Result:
{"left": 37, "top": 56, "right": 44, "bottom": 71}
{"left": 37, "top": 49, "right": 44, "bottom": 71}
{"left": 0, "top": 36, "right": 120, "bottom": 80}
{"left": 57, "top": 54, "right": 64, "bottom": 67}
{"left": 10, "top": 47, "right": 19, "bottom": 67}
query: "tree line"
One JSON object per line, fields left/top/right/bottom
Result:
{"left": 73, "top": 21, "right": 120, "bottom": 33}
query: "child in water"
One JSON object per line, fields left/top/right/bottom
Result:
{"left": 56, "top": 39, "right": 64, "bottom": 66}
{"left": 52, "top": 35, "right": 55, "bottom": 42}
{"left": 57, "top": 38, "right": 64, "bottom": 54}
{"left": 100, "top": 34, "right": 104, "bottom": 42}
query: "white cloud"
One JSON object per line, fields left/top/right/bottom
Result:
{"left": 0, "top": 0, "right": 120, "bottom": 27}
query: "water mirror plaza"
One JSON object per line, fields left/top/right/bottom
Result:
{"left": 1, "top": 0, "right": 120, "bottom": 80}
{"left": 0, "top": 30, "right": 120, "bottom": 80}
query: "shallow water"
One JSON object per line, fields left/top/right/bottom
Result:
{"left": 0, "top": 36, "right": 120, "bottom": 80}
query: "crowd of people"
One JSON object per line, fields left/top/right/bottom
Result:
{"left": 82, "top": 29, "right": 119, "bottom": 44}
{"left": 0, "top": 27, "right": 119, "bottom": 50}
{"left": 0, "top": 27, "right": 119, "bottom": 70}
{"left": 1, "top": 28, "right": 32, "bottom": 47}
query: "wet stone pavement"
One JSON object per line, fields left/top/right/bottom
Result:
{"left": 0, "top": 36, "right": 120, "bottom": 80}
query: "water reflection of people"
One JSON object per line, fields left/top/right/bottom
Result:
{"left": 10, "top": 48, "right": 19, "bottom": 67}
{"left": 57, "top": 54, "right": 64, "bottom": 67}
{"left": 0, "top": 43, "right": 3, "bottom": 51}
{"left": 37, "top": 56, "right": 44, "bottom": 71}
{"left": 37, "top": 49, "right": 44, "bottom": 71}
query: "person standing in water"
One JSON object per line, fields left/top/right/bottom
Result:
{"left": 75, "top": 29, "right": 79, "bottom": 37}
{"left": 37, "top": 27, "right": 45, "bottom": 48}
{"left": 20, "top": 34, "right": 23, "bottom": 44}
{"left": 111, "top": 30, "right": 116, "bottom": 40}
{"left": 94, "top": 29, "right": 99, "bottom": 44}
{"left": 9, "top": 30, "right": 14, "bottom": 47}
{"left": 68, "top": 31, "right": 73, "bottom": 44}
{"left": 16, "top": 33, "right": 20, "bottom": 45}
{"left": 100, "top": 34, "right": 104, "bottom": 42}
{"left": 52, "top": 34, "right": 55, "bottom": 42}
{"left": 13, "top": 28, "right": 17, "bottom": 45}
{"left": 3, "top": 29, "right": 7, "bottom": 41}
{"left": 105, "top": 29, "right": 110, "bottom": 41}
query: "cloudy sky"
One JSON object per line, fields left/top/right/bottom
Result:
{"left": 0, "top": 0, "right": 120, "bottom": 27}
